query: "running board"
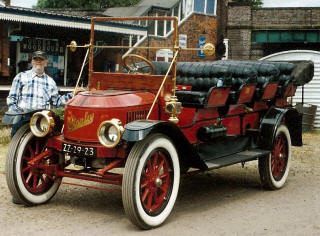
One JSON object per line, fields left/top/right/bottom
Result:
{"left": 204, "top": 149, "right": 271, "bottom": 170}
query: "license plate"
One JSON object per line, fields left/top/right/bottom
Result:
{"left": 62, "top": 143, "right": 96, "bottom": 157}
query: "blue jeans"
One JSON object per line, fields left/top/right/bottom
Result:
{"left": 11, "top": 117, "right": 30, "bottom": 138}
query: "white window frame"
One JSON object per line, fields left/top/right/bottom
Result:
{"left": 164, "top": 12, "right": 167, "bottom": 34}
{"left": 155, "top": 12, "right": 158, "bottom": 36}
{"left": 178, "top": 2, "right": 182, "bottom": 22}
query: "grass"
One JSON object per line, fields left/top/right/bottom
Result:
{"left": 0, "top": 126, "right": 11, "bottom": 145}
{"left": 309, "top": 129, "right": 320, "bottom": 135}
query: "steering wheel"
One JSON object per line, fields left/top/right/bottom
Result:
{"left": 123, "top": 54, "right": 155, "bottom": 75}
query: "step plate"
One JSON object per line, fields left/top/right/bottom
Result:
{"left": 204, "top": 149, "right": 270, "bottom": 170}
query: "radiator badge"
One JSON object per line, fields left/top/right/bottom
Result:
{"left": 67, "top": 111, "right": 94, "bottom": 132}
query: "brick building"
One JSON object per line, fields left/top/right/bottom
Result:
{"left": 226, "top": 2, "right": 320, "bottom": 129}
{"left": 104, "top": 0, "right": 228, "bottom": 62}
{"left": 227, "top": 3, "right": 320, "bottom": 60}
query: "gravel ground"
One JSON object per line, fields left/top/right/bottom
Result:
{"left": 0, "top": 133, "right": 319, "bottom": 235}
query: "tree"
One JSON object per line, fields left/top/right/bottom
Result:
{"left": 235, "top": 0, "right": 263, "bottom": 8}
{"left": 35, "top": 0, "right": 140, "bottom": 9}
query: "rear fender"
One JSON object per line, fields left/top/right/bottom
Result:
{"left": 122, "top": 120, "right": 207, "bottom": 170}
{"left": 260, "top": 107, "right": 302, "bottom": 149}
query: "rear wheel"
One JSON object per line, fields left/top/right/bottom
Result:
{"left": 122, "top": 133, "right": 180, "bottom": 229}
{"left": 5, "top": 124, "right": 61, "bottom": 206}
{"left": 259, "top": 125, "right": 291, "bottom": 190}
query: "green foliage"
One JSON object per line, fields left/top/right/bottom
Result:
{"left": 236, "top": 0, "right": 263, "bottom": 8}
{"left": 35, "top": 0, "right": 140, "bottom": 9}
{"left": 52, "top": 107, "right": 65, "bottom": 120}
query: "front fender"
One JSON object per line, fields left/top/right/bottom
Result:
{"left": 260, "top": 107, "right": 302, "bottom": 149}
{"left": 122, "top": 120, "right": 164, "bottom": 142}
{"left": 122, "top": 120, "right": 207, "bottom": 170}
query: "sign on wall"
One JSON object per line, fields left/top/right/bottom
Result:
{"left": 20, "top": 37, "right": 65, "bottom": 55}
{"left": 198, "top": 36, "right": 206, "bottom": 58}
{"left": 179, "top": 34, "right": 187, "bottom": 49}
{"left": 18, "top": 37, "right": 66, "bottom": 84}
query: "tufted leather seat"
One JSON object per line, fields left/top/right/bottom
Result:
{"left": 150, "top": 60, "right": 298, "bottom": 107}
{"left": 174, "top": 63, "right": 232, "bottom": 107}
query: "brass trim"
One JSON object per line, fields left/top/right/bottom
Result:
{"left": 30, "top": 110, "right": 55, "bottom": 137}
{"left": 97, "top": 119, "right": 124, "bottom": 148}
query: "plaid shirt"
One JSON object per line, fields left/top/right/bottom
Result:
{"left": 7, "top": 69, "right": 72, "bottom": 111}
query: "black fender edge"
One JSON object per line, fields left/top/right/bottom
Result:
{"left": 260, "top": 106, "right": 302, "bottom": 150}
{"left": 122, "top": 120, "right": 207, "bottom": 170}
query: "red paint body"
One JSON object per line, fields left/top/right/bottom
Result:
{"left": 40, "top": 17, "right": 299, "bottom": 191}
{"left": 64, "top": 90, "right": 157, "bottom": 142}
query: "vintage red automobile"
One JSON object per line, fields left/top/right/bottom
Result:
{"left": 5, "top": 17, "right": 312, "bottom": 229}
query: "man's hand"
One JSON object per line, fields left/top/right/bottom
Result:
{"left": 73, "top": 87, "right": 86, "bottom": 96}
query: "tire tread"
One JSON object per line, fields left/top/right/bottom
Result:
{"left": 5, "top": 124, "right": 30, "bottom": 205}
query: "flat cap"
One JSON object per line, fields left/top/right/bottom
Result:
{"left": 32, "top": 50, "right": 47, "bottom": 60}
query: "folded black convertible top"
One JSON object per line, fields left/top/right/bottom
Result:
{"left": 289, "top": 60, "right": 314, "bottom": 86}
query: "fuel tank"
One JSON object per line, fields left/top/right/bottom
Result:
{"left": 64, "top": 90, "right": 156, "bottom": 142}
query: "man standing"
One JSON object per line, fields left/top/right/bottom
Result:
{"left": 6, "top": 50, "right": 84, "bottom": 204}
{"left": 7, "top": 50, "right": 84, "bottom": 136}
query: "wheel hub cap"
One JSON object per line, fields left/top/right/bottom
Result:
{"left": 155, "top": 177, "right": 163, "bottom": 187}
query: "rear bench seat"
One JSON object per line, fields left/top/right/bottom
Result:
{"left": 151, "top": 60, "right": 298, "bottom": 108}
{"left": 175, "top": 63, "right": 232, "bottom": 108}
{"left": 214, "top": 60, "right": 281, "bottom": 101}
{"left": 152, "top": 61, "right": 259, "bottom": 108}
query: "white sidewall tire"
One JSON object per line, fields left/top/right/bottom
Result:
{"left": 15, "top": 132, "right": 60, "bottom": 204}
{"left": 134, "top": 136, "right": 180, "bottom": 227}
{"left": 123, "top": 134, "right": 180, "bottom": 229}
{"left": 268, "top": 125, "right": 291, "bottom": 189}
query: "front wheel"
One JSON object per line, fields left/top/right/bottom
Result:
{"left": 259, "top": 125, "right": 291, "bottom": 190}
{"left": 122, "top": 133, "right": 180, "bottom": 229}
{"left": 5, "top": 124, "right": 61, "bottom": 206}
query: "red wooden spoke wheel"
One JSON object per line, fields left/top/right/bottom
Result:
{"left": 20, "top": 138, "right": 55, "bottom": 194}
{"left": 259, "top": 125, "right": 291, "bottom": 190}
{"left": 271, "top": 133, "right": 288, "bottom": 181}
{"left": 6, "top": 124, "right": 61, "bottom": 206}
{"left": 122, "top": 133, "right": 180, "bottom": 229}
{"left": 140, "top": 149, "right": 172, "bottom": 215}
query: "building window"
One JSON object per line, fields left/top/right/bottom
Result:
{"left": 193, "top": 0, "right": 215, "bottom": 14}
{"left": 148, "top": 20, "right": 155, "bottom": 35}
{"left": 174, "top": 5, "right": 179, "bottom": 18}
{"left": 194, "top": 0, "right": 205, "bottom": 13}
{"left": 166, "top": 18, "right": 171, "bottom": 34}
{"left": 206, "top": 0, "right": 214, "bottom": 14}
{"left": 185, "top": 0, "right": 193, "bottom": 15}
{"left": 157, "top": 12, "right": 165, "bottom": 36}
